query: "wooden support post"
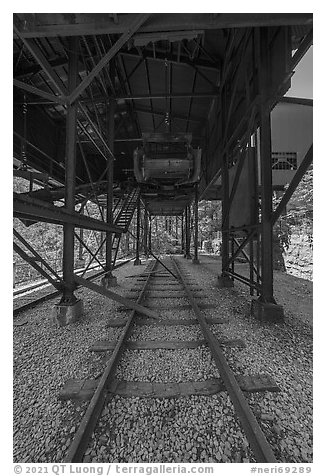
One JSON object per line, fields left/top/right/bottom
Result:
{"left": 134, "top": 194, "right": 141, "bottom": 265}
{"left": 192, "top": 184, "right": 200, "bottom": 264}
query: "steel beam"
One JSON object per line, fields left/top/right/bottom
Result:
{"left": 259, "top": 28, "right": 274, "bottom": 303}
{"left": 14, "top": 13, "right": 312, "bottom": 39}
{"left": 148, "top": 217, "right": 152, "bottom": 253}
{"left": 67, "top": 14, "right": 151, "bottom": 105}
{"left": 192, "top": 184, "right": 200, "bottom": 264}
{"left": 143, "top": 209, "right": 149, "bottom": 257}
{"left": 120, "top": 50, "right": 220, "bottom": 73}
{"left": 272, "top": 145, "right": 313, "bottom": 226}
{"left": 61, "top": 37, "right": 79, "bottom": 304}
{"left": 13, "top": 242, "right": 62, "bottom": 291}
{"left": 13, "top": 228, "right": 63, "bottom": 284}
{"left": 184, "top": 206, "right": 191, "bottom": 258}
{"left": 13, "top": 79, "right": 64, "bottom": 104}
{"left": 181, "top": 213, "right": 185, "bottom": 254}
{"left": 74, "top": 275, "right": 160, "bottom": 320}
{"left": 114, "top": 92, "right": 218, "bottom": 100}
{"left": 291, "top": 28, "right": 313, "bottom": 70}
{"left": 134, "top": 194, "right": 141, "bottom": 265}
{"left": 105, "top": 99, "right": 115, "bottom": 275}
{"left": 13, "top": 17, "right": 67, "bottom": 97}
{"left": 220, "top": 88, "right": 231, "bottom": 278}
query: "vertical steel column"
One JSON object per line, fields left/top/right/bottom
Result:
{"left": 250, "top": 28, "right": 283, "bottom": 321}
{"left": 183, "top": 208, "right": 187, "bottom": 257}
{"left": 78, "top": 228, "right": 84, "bottom": 261}
{"left": 221, "top": 100, "right": 230, "bottom": 273}
{"left": 143, "top": 209, "right": 149, "bottom": 257}
{"left": 105, "top": 99, "right": 116, "bottom": 275}
{"left": 148, "top": 216, "right": 152, "bottom": 253}
{"left": 259, "top": 28, "right": 274, "bottom": 303}
{"left": 61, "top": 37, "right": 78, "bottom": 304}
{"left": 192, "top": 184, "right": 200, "bottom": 264}
{"left": 185, "top": 205, "right": 191, "bottom": 259}
{"left": 181, "top": 213, "right": 185, "bottom": 255}
{"left": 249, "top": 236, "right": 254, "bottom": 296}
{"left": 134, "top": 194, "right": 141, "bottom": 265}
{"left": 218, "top": 78, "right": 233, "bottom": 287}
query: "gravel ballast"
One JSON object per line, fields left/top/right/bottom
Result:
{"left": 13, "top": 259, "right": 147, "bottom": 463}
{"left": 87, "top": 394, "right": 252, "bottom": 463}
{"left": 13, "top": 254, "right": 312, "bottom": 463}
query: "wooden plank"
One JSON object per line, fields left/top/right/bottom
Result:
{"left": 139, "top": 302, "right": 216, "bottom": 310}
{"left": 90, "top": 337, "right": 244, "bottom": 352}
{"left": 90, "top": 339, "right": 207, "bottom": 351}
{"left": 59, "top": 374, "right": 279, "bottom": 401}
{"left": 74, "top": 275, "right": 161, "bottom": 319}
{"left": 125, "top": 292, "right": 209, "bottom": 299}
{"left": 130, "top": 316, "right": 229, "bottom": 326}
{"left": 236, "top": 374, "right": 280, "bottom": 393}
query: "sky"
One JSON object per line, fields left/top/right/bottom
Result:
{"left": 286, "top": 46, "right": 313, "bottom": 99}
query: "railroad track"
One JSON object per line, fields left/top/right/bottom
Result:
{"left": 13, "top": 258, "right": 132, "bottom": 317}
{"left": 60, "top": 256, "right": 278, "bottom": 463}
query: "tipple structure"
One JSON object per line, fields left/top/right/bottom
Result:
{"left": 13, "top": 13, "right": 313, "bottom": 324}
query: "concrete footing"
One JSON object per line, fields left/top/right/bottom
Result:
{"left": 101, "top": 274, "right": 118, "bottom": 288}
{"left": 217, "top": 275, "right": 234, "bottom": 288}
{"left": 251, "top": 299, "right": 284, "bottom": 322}
{"left": 134, "top": 258, "right": 142, "bottom": 266}
{"left": 53, "top": 299, "right": 83, "bottom": 326}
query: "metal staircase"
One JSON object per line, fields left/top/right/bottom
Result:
{"left": 110, "top": 187, "right": 140, "bottom": 267}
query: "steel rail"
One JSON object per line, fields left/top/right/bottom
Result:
{"left": 64, "top": 259, "right": 158, "bottom": 463}
{"left": 14, "top": 260, "right": 102, "bottom": 298}
{"left": 171, "top": 256, "right": 277, "bottom": 463}
{"left": 13, "top": 259, "right": 132, "bottom": 317}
